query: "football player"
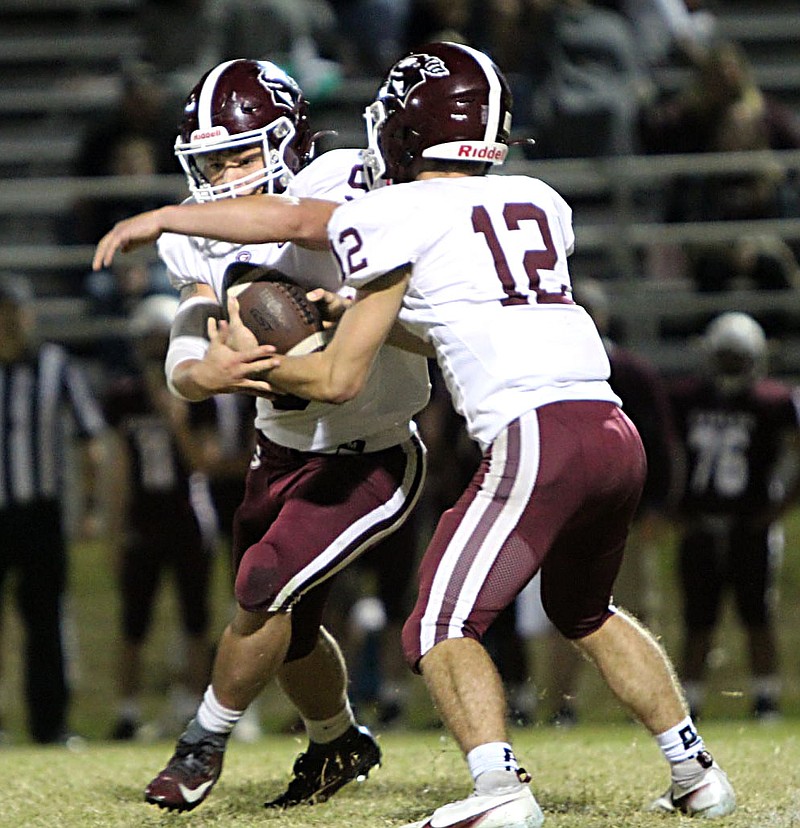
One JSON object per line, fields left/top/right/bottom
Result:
{"left": 669, "top": 311, "right": 800, "bottom": 721}
{"left": 120, "top": 59, "right": 430, "bottom": 813}
{"left": 102, "top": 295, "right": 215, "bottom": 742}
{"left": 93, "top": 44, "right": 736, "bottom": 826}
{"left": 256, "top": 42, "right": 736, "bottom": 826}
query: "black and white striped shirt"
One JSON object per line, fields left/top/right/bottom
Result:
{"left": 0, "top": 343, "right": 106, "bottom": 508}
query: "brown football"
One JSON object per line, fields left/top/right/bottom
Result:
{"left": 223, "top": 264, "right": 325, "bottom": 355}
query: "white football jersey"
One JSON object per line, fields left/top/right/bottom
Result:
{"left": 328, "top": 174, "right": 620, "bottom": 450}
{"left": 158, "top": 148, "right": 430, "bottom": 452}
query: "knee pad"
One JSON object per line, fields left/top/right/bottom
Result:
{"left": 234, "top": 546, "right": 280, "bottom": 613}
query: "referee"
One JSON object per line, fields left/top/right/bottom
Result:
{"left": 0, "top": 273, "right": 107, "bottom": 744}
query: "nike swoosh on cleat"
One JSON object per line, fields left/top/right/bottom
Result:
{"left": 177, "top": 780, "right": 215, "bottom": 804}
{"left": 403, "top": 815, "right": 492, "bottom": 828}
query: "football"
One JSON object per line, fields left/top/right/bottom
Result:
{"left": 222, "top": 262, "right": 326, "bottom": 355}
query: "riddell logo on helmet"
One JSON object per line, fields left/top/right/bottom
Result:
{"left": 457, "top": 145, "right": 506, "bottom": 160}
{"left": 191, "top": 127, "right": 228, "bottom": 141}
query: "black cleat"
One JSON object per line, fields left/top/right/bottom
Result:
{"left": 265, "top": 724, "right": 381, "bottom": 808}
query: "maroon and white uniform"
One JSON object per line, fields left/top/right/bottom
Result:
{"left": 103, "top": 376, "right": 214, "bottom": 643}
{"left": 669, "top": 376, "right": 800, "bottom": 630}
{"left": 329, "top": 174, "right": 645, "bottom": 667}
{"left": 158, "top": 150, "right": 429, "bottom": 654}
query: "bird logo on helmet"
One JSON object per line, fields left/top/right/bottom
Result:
{"left": 383, "top": 54, "right": 450, "bottom": 103}
{"left": 362, "top": 42, "right": 513, "bottom": 189}
{"left": 175, "top": 59, "right": 314, "bottom": 202}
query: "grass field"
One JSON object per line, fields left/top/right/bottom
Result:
{"left": 1, "top": 724, "right": 799, "bottom": 827}
{"left": 2, "top": 505, "right": 800, "bottom": 825}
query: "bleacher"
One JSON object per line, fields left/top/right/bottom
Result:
{"left": 1, "top": 0, "right": 799, "bottom": 377}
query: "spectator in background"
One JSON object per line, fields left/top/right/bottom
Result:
{"left": 139, "top": 0, "right": 220, "bottom": 82}
{"left": 404, "top": 0, "right": 476, "bottom": 51}
{"left": 69, "top": 62, "right": 177, "bottom": 248}
{"left": 593, "top": 0, "right": 717, "bottom": 67}
{"left": 641, "top": 40, "right": 800, "bottom": 221}
{"left": 497, "top": 0, "right": 654, "bottom": 159}
{"left": 85, "top": 247, "right": 174, "bottom": 381}
{"left": 101, "top": 295, "right": 216, "bottom": 740}
{"left": 212, "top": 0, "right": 343, "bottom": 99}
{"left": 0, "top": 273, "right": 107, "bottom": 744}
{"left": 639, "top": 40, "right": 800, "bottom": 288}
{"left": 141, "top": 0, "right": 344, "bottom": 102}
{"left": 331, "top": 0, "right": 411, "bottom": 75}
{"left": 668, "top": 312, "right": 800, "bottom": 722}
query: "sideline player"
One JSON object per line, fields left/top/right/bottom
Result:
{"left": 669, "top": 311, "right": 800, "bottom": 721}
{"left": 116, "top": 59, "right": 430, "bottom": 813}
{"left": 103, "top": 295, "right": 215, "bottom": 742}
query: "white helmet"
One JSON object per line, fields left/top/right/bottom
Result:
{"left": 704, "top": 311, "right": 767, "bottom": 392}
{"left": 129, "top": 294, "right": 179, "bottom": 338}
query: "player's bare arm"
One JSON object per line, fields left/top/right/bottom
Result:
{"left": 92, "top": 195, "right": 339, "bottom": 271}
{"left": 306, "top": 287, "right": 433, "bottom": 355}
{"left": 167, "top": 281, "right": 277, "bottom": 401}
{"left": 253, "top": 266, "right": 412, "bottom": 403}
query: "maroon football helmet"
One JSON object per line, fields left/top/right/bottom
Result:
{"left": 363, "top": 42, "right": 513, "bottom": 188}
{"left": 175, "top": 59, "right": 313, "bottom": 201}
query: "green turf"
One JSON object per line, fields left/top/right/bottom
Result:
{"left": 0, "top": 724, "right": 798, "bottom": 827}
{"left": 2, "top": 510, "right": 799, "bottom": 741}
{"left": 2, "top": 505, "right": 800, "bottom": 825}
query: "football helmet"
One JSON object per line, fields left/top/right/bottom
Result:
{"left": 704, "top": 311, "right": 767, "bottom": 393}
{"left": 363, "top": 42, "right": 513, "bottom": 188}
{"left": 175, "top": 59, "right": 313, "bottom": 201}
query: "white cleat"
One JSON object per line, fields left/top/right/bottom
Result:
{"left": 401, "top": 786, "right": 544, "bottom": 828}
{"left": 649, "top": 751, "right": 736, "bottom": 818}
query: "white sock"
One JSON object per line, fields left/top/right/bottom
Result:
{"left": 467, "top": 742, "right": 520, "bottom": 781}
{"left": 656, "top": 717, "right": 705, "bottom": 764}
{"left": 303, "top": 699, "right": 356, "bottom": 744}
{"left": 195, "top": 685, "right": 243, "bottom": 735}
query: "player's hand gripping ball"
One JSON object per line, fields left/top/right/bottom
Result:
{"left": 222, "top": 262, "right": 325, "bottom": 355}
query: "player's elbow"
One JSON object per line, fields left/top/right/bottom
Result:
{"left": 293, "top": 223, "right": 330, "bottom": 251}
{"left": 318, "top": 371, "right": 364, "bottom": 404}
{"left": 284, "top": 199, "right": 335, "bottom": 250}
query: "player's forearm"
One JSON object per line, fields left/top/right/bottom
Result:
{"left": 268, "top": 350, "right": 366, "bottom": 404}
{"left": 267, "top": 290, "right": 396, "bottom": 402}
{"left": 158, "top": 195, "right": 336, "bottom": 249}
